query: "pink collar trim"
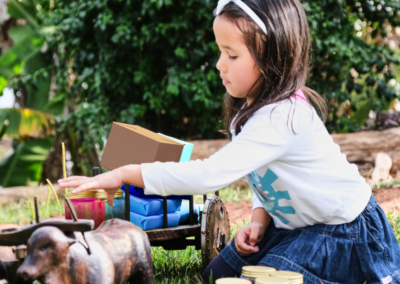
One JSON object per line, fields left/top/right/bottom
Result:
{"left": 291, "top": 89, "right": 310, "bottom": 108}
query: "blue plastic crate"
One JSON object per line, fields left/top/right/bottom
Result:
{"left": 130, "top": 211, "right": 180, "bottom": 230}
{"left": 179, "top": 202, "right": 204, "bottom": 224}
{"left": 129, "top": 194, "right": 181, "bottom": 216}
{"left": 121, "top": 185, "right": 192, "bottom": 200}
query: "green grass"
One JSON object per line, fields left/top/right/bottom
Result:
{"left": 372, "top": 179, "right": 400, "bottom": 190}
{"left": 386, "top": 210, "right": 400, "bottom": 242}
{"left": 152, "top": 219, "right": 249, "bottom": 284}
{"left": 0, "top": 197, "right": 63, "bottom": 226}
{"left": 152, "top": 245, "right": 203, "bottom": 283}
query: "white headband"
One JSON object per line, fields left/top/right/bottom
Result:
{"left": 215, "top": 0, "right": 267, "bottom": 35}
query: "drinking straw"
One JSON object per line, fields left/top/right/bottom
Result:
{"left": 46, "top": 179, "right": 61, "bottom": 215}
{"left": 62, "top": 142, "right": 68, "bottom": 194}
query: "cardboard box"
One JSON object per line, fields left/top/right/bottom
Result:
{"left": 101, "top": 122, "right": 184, "bottom": 170}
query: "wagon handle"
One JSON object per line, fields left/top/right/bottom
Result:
{"left": 65, "top": 198, "right": 78, "bottom": 222}
{"left": 203, "top": 191, "right": 219, "bottom": 204}
{"left": 189, "top": 196, "right": 194, "bottom": 226}
{"left": 34, "top": 197, "right": 40, "bottom": 223}
{"left": 125, "top": 184, "right": 130, "bottom": 222}
{"left": 163, "top": 197, "right": 168, "bottom": 228}
{"left": 92, "top": 167, "right": 100, "bottom": 176}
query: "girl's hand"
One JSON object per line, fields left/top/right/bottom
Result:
{"left": 58, "top": 165, "right": 144, "bottom": 207}
{"left": 234, "top": 222, "right": 267, "bottom": 256}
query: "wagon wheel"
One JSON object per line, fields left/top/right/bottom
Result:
{"left": 201, "top": 196, "right": 231, "bottom": 268}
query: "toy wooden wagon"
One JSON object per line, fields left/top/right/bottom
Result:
{"left": 76, "top": 122, "right": 231, "bottom": 267}
{"left": 100, "top": 122, "right": 232, "bottom": 267}
{"left": 125, "top": 186, "right": 230, "bottom": 268}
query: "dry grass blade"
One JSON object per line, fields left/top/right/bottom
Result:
{"left": 28, "top": 200, "right": 35, "bottom": 221}
{"left": 62, "top": 142, "right": 68, "bottom": 194}
{"left": 46, "top": 179, "right": 61, "bottom": 215}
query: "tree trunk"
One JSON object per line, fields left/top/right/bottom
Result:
{"left": 40, "top": 134, "right": 63, "bottom": 184}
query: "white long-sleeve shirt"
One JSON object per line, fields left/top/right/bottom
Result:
{"left": 141, "top": 90, "right": 371, "bottom": 230}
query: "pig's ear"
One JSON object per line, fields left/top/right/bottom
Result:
{"left": 67, "top": 237, "right": 76, "bottom": 246}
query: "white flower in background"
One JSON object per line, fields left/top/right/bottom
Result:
{"left": 0, "top": 0, "right": 10, "bottom": 24}
{"left": 394, "top": 99, "right": 400, "bottom": 112}
{"left": 389, "top": 79, "right": 397, "bottom": 87}
{"left": 0, "top": 88, "right": 14, "bottom": 108}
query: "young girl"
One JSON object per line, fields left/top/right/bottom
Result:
{"left": 59, "top": 0, "right": 400, "bottom": 283}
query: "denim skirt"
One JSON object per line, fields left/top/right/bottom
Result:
{"left": 220, "top": 195, "right": 400, "bottom": 284}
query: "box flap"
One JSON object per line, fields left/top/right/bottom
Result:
{"left": 114, "top": 122, "right": 182, "bottom": 145}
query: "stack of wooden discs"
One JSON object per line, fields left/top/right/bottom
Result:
{"left": 216, "top": 279, "right": 251, "bottom": 283}
{"left": 268, "top": 271, "right": 303, "bottom": 284}
{"left": 241, "top": 266, "right": 276, "bottom": 284}
{"left": 256, "top": 277, "right": 290, "bottom": 284}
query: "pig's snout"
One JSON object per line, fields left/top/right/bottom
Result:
{"left": 17, "top": 265, "right": 38, "bottom": 281}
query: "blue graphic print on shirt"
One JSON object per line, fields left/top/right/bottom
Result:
{"left": 246, "top": 169, "right": 296, "bottom": 224}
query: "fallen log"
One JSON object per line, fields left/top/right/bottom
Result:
{"left": 189, "top": 127, "right": 400, "bottom": 164}
{"left": 189, "top": 139, "right": 229, "bottom": 161}
{"left": 331, "top": 127, "right": 400, "bottom": 163}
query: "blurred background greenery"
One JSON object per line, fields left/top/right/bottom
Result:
{"left": 1, "top": 0, "right": 400, "bottom": 187}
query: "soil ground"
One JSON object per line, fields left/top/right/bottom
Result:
{"left": 374, "top": 187, "right": 400, "bottom": 213}
{"left": 225, "top": 200, "right": 253, "bottom": 226}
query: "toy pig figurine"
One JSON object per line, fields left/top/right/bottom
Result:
{"left": 17, "top": 219, "right": 153, "bottom": 284}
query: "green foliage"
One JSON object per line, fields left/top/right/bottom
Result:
{"left": 43, "top": 0, "right": 225, "bottom": 162}
{"left": 305, "top": 0, "right": 400, "bottom": 133}
{"left": 0, "top": 138, "right": 53, "bottom": 187}
{"left": 42, "top": 0, "right": 400, "bottom": 154}
{"left": 0, "top": 108, "right": 53, "bottom": 140}
{"left": 0, "top": 0, "right": 54, "bottom": 96}
{"left": 0, "top": 0, "right": 61, "bottom": 188}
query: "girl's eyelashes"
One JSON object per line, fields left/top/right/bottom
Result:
{"left": 217, "top": 52, "right": 237, "bottom": 60}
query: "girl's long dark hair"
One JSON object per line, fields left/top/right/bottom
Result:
{"left": 217, "top": 0, "right": 327, "bottom": 139}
